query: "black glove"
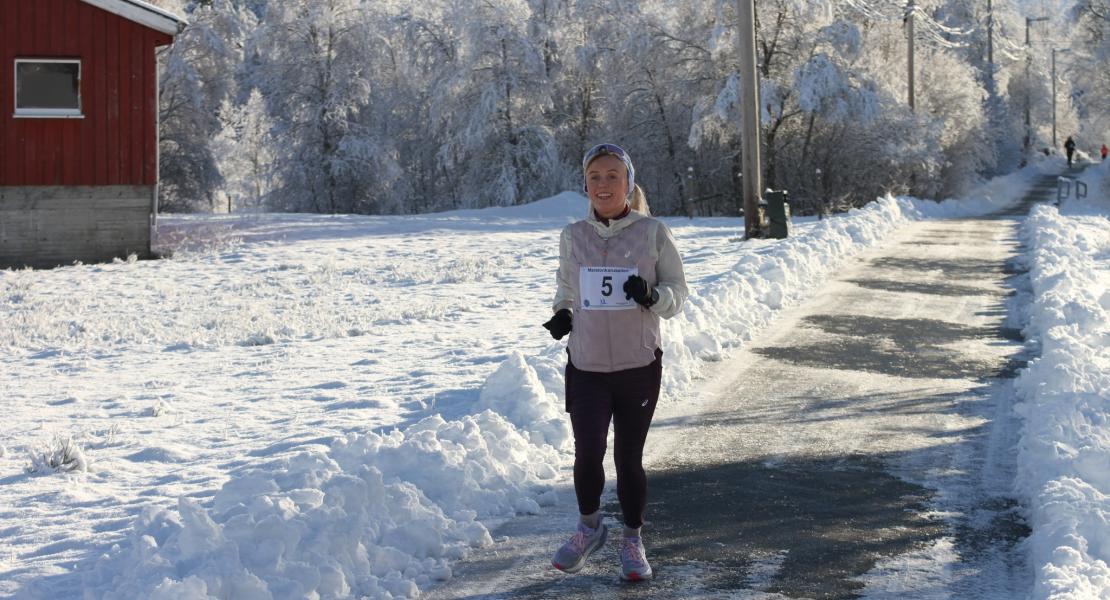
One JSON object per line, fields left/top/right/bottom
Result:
{"left": 542, "top": 309, "right": 573, "bottom": 340}
{"left": 623, "top": 275, "right": 658, "bottom": 308}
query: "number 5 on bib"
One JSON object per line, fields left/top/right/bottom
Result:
{"left": 579, "top": 267, "right": 638, "bottom": 310}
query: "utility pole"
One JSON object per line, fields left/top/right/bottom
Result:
{"left": 1052, "top": 48, "right": 1058, "bottom": 149}
{"left": 986, "top": 0, "right": 994, "bottom": 93}
{"left": 1025, "top": 16, "right": 1049, "bottom": 155}
{"left": 906, "top": 0, "right": 916, "bottom": 112}
{"left": 737, "top": 0, "right": 762, "bottom": 238}
{"left": 1052, "top": 48, "right": 1071, "bottom": 149}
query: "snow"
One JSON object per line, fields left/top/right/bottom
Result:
{"left": 2, "top": 165, "right": 1108, "bottom": 598}
{"left": 82, "top": 412, "right": 554, "bottom": 599}
{"left": 1012, "top": 160, "right": 1110, "bottom": 599}
{"left": 854, "top": 539, "right": 960, "bottom": 599}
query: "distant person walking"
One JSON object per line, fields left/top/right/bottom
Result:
{"left": 542, "top": 143, "right": 688, "bottom": 581}
{"left": 1101, "top": 143, "right": 1108, "bottom": 161}
{"left": 1065, "top": 135, "right": 1077, "bottom": 167}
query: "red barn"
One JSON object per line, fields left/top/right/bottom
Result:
{"left": 0, "top": 0, "right": 186, "bottom": 268}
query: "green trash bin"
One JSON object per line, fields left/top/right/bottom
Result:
{"left": 765, "top": 190, "right": 790, "bottom": 239}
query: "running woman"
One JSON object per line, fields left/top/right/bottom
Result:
{"left": 542, "top": 143, "right": 688, "bottom": 581}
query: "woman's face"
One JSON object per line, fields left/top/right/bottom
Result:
{"left": 586, "top": 154, "right": 629, "bottom": 219}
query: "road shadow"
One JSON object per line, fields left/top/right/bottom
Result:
{"left": 753, "top": 314, "right": 1008, "bottom": 379}
{"left": 650, "top": 387, "right": 983, "bottom": 433}
{"left": 800, "top": 315, "right": 999, "bottom": 344}
{"left": 437, "top": 453, "right": 945, "bottom": 600}
{"left": 866, "top": 257, "right": 1005, "bottom": 279}
{"left": 636, "top": 455, "right": 943, "bottom": 599}
{"left": 846, "top": 278, "right": 1004, "bottom": 297}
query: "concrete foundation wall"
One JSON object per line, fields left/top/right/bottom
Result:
{"left": 0, "top": 186, "right": 153, "bottom": 269}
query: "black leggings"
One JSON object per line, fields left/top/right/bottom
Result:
{"left": 565, "top": 350, "right": 662, "bottom": 529}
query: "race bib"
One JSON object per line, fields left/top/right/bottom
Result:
{"left": 579, "top": 266, "right": 638, "bottom": 310}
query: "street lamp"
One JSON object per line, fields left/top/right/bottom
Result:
{"left": 1025, "top": 16, "right": 1050, "bottom": 155}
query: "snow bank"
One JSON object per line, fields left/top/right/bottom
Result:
{"left": 474, "top": 352, "right": 570, "bottom": 450}
{"left": 1015, "top": 202, "right": 1110, "bottom": 599}
{"left": 84, "top": 411, "right": 560, "bottom": 599}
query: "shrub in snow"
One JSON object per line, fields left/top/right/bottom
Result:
{"left": 148, "top": 400, "right": 171, "bottom": 417}
{"left": 240, "top": 332, "right": 276, "bottom": 346}
{"left": 26, "top": 436, "right": 89, "bottom": 474}
{"left": 95, "top": 423, "right": 122, "bottom": 447}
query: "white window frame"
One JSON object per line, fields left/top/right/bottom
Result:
{"left": 14, "top": 58, "right": 83, "bottom": 119}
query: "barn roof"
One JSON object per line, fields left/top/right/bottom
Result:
{"left": 81, "top": 0, "right": 187, "bottom": 36}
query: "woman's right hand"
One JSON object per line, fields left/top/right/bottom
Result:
{"left": 542, "top": 309, "right": 573, "bottom": 340}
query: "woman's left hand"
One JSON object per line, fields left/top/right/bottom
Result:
{"left": 623, "top": 276, "right": 658, "bottom": 308}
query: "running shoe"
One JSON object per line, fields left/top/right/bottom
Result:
{"left": 619, "top": 536, "right": 653, "bottom": 581}
{"left": 552, "top": 520, "right": 607, "bottom": 573}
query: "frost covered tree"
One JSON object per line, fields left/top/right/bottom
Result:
{"left": 431, "top": 0, "right": 560, "bottom": 208}
{"left": 147, "top": 0, "right": 1044, "bottom": 216}
{"left": 786, "top": 20, "right": 887, "bottom": 213}
{"left": 833, "top": 1, "right": 997, "bottom": 199}
{"left": 914, "top": 49, "right": 991, "bottom": 197}
{"left": 542, "top": 0, "right": 618, "bottom": 189}
{"left": 682, "top": 1, "right": 936, "bottom": 214}
{"left": 687, "top": 2, "right": 908, "bottom": 213}
{"left": 651, "top": 0, "right": 793, "bottom": 215}
{"left": 601, "top": 2, "right": 706, "bottom": 215}
{"left": 154, "top": 0, "right": 255, "bottom": 211}
{"left": 212, "top": 89, "right": 276, "bottom": 211}
{"left": 249, "top": 0, "right": 399, "bottom": 213}
{"left": 1069, "top": 1, "right": 1110, "bottom": 149}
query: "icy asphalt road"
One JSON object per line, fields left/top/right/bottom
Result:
{"left": 426, "top": 193, "right": 1054, "bottom": 599}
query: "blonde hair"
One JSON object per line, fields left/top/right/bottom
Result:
{"left": 630, "top": 184, "right": 651, "bottom": 215}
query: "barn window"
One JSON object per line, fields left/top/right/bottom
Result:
{"left": 14, "top": 59, "right": 82, "bottom": 118}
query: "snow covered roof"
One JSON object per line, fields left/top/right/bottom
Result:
{"left": 81, "top": 0, "right": 187, "bottom": 36}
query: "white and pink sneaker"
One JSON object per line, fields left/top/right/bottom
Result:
{"left": 619, "top": 536, "right": 653, "bottom": 581}
{"left": 552, "top": 520, "right": 608, "bottom": 574}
